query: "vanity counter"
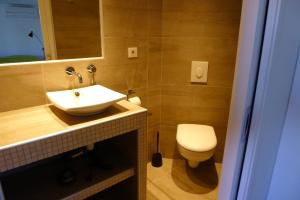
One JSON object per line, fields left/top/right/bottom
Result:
{"left": 0, "top": 100, "right": 147, "bottom": 200}
{"left": 0, "top": 100, "right": 146, "bottom": 149}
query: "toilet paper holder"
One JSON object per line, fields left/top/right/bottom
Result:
{"left": 126, "top": 89, "right": 152, "bottom": 116}
{"left": 126, "top": 89, "right": 136, "bottom": 100}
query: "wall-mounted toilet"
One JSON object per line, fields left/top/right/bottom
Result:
{"left": 176, "top": 124, "right": 217, "bottom": 168}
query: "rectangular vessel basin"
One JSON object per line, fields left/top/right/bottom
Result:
{"left": 46, "top": 85, "right": 126, "bottom": 116}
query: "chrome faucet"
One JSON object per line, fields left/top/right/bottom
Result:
{"left": 87, "top": 64, "right": 96, "bottom": 85}
{"left": 66, "top": 67, "right": 83, "bottom": 84}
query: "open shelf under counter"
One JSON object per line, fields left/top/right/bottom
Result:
{"left": 86, "top": 178, "right": 137, "bottom": 200}
{"left": 65, "top": 168, "right": 134, "bottom": 200}
{"left": 1, "top": 142, "right": 135, "bottom": 200}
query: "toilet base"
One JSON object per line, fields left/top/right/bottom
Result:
{"left": 177, "top": 144, "right": 215, "bottom": 168}
{"left": 188, "top": 160, "right": 200, "bottom": 168}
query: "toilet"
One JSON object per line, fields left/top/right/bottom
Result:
{"left": 176, "top": 124, "right": 217, "bottom": 168}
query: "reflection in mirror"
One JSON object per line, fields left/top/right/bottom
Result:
{"left": 0, "top": 0, "right": 45, "bottom": 63}
{"left": 43, "top": 0, "right": 102, "bottom": 60}
{"left": 0, "top": 0, "right": 103, "bottom": 64}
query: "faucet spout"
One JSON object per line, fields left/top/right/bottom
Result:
{"left": 76, "top": 73, "right": 83, "bottom": 84}
{"left": 66, "top": 67, "right": 83, "bottom": 84}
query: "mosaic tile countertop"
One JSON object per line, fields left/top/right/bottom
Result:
{"left": 0, "top": 100, "right": 147, "bottom": 172}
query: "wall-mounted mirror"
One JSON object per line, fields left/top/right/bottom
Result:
{"left": 0, "top": 0, "right": 103, "bottom": 64}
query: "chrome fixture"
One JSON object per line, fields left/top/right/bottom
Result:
{"left": 66, "top": 67, "right": 83, "bottom": 84}
{"left": 127, "top": 89, "right": 136, "bottom": 100}
{"left": 74, "top": 91, "right": 80, "bottom": 97}
{"left": 87, "top": 64, "right": 96, "bottom": 73}
{"left": 87, "top": 64, "right": 97, "bottom": 85}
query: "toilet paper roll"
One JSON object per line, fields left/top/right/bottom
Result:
{"left": 128, "top": 96, "right": 141, "bottom": 106}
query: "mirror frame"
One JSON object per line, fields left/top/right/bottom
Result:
{"left": 0, "top": 0, "right": 104, "bottom": 67}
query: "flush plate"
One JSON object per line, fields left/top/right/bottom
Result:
{"left": 191, "top": 61, "right": 208, "bottom": 83}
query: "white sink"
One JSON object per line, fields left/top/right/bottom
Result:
{"left": 46, "top": 85, "right": 126, "bottom": 116}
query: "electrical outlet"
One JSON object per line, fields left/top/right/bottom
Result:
{"left": 128, "top": 47, "right": 138, "bottom": 58}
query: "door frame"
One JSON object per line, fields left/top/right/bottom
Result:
{"left": 220, "top": 0, "right": 300, "bottom": 199}
{"left": 237, "top": 0, "right": 300, "bottom": 199}
{"left": 218, "top": 0, "right": 268, "bottom": 199}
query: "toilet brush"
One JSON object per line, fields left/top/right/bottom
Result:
{"left": 151, "top": 131, "right": 162, "bottom": 167}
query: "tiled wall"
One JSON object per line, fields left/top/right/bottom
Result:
{"left": 51, "top": 0, "right": 102, "bottom": 59}
{"left": 0, "top": 0, "right": 242, "bottom": 163}
{"left": 160, "top": 0, "right": 242, "bottom": 162}
{"left": 0, "top": 0, "right": 162, "bottom": 160}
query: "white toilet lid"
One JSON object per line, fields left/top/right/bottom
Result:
{"left": 176, "top": 124, "right": 217, "bottom": 152}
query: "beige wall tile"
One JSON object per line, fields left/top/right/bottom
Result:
{"left": 213, "top": 126, "right": 228, "bottom": 162}
{"left": 147, "top": 87, "right": 161, "bottom": 127}
{"left": 0, "top": 64, "right": 45, "bottom": 112}
{"left": 162, "top": 12, "right": 240, "bottom": 38}
{"left": 147, "top": 0, "right": 162, "bottom": 11}
{"left": 146, "top": 0, "right": 162, "bottom": 159}
{"left": 161, "top": 37, "right": 237, "bottom": 87}
{"left": 97, "top": 62, "right": 148, "bottom": 93}
{"left": 147, "top": 9, "right": 162, "bottom": 37}
{"left": 0, "top": 0, "right": 240, "bottom": 164}
{"left": 42, "top": 59, "right": 98, "bottom": 92}
{"left": 146, "top": 86, "right": 161, "bottom": 161}
{"left": 147, "top": 124, "right": 160, "bottom": 161}
{"left": 160, "top": 0, "right": 242, "bottom": 162}
{"left": 148, "top": 37, "right": 162, "bottom": 87}
{"left": 161, "top": 85, "right": 231, "bottom": 126}
{"left": 160, "top": 124, "right": 181, "bottom": 159}
{"left": 0, "top": 0, "right": 161, "bottom": 160}
{"left": 100, "top": 37, "right": 148, "bottom": 67}
{"left": 162, "top": 0, "right": 242, "bottom": 12}
{"left": 102, "top": 0, "right": 148, "bottom": 38}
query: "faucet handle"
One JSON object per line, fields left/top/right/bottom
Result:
{"left": 66, "top": 66, "right": 75, "bottom": 76}
{"left": 87, "top": 64, "right": 97, "bottom": 73}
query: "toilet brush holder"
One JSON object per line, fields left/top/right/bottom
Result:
{"left": 151, "top": 132, "right": 162, "bottom": 167}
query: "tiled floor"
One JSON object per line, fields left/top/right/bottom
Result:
{"left": 147, "top": 158, "right": 222, "bottom": 200}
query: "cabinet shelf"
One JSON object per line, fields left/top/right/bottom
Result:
{"left": 1, "top": 147, "right": 135, "bottom": 200}
{"left": 63, "top": 168, "right": 134, "bottom": 200}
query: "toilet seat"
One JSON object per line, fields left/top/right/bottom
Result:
{"left": 176, "top": 124, "right": 217, "bottom": 152}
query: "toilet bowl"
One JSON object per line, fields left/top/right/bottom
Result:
{"left": 176, "top": 124, "right": 217, "bottom": 168}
